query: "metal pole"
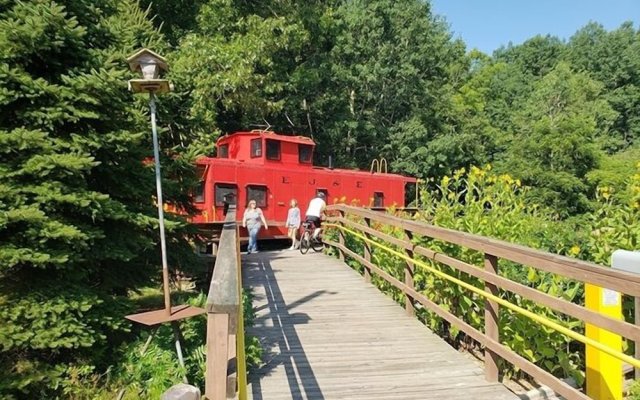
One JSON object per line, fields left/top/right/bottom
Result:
{"left": 150, "top": 92, "right": 172, "bottom": 315}
{"left": 171, "top": 322, "right": 188, "bottom": 383}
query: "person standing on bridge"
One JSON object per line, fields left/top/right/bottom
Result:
{"left": 286, "top": 199, "right": 301, "bottom": 250}
{"left": 243, "top": 199, "right": 268, "bottom": 254}
{"left": 304, "top": 192, "right": 326, "bottom": 239}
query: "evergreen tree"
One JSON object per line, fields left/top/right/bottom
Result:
{"left": 0, "top": 1, "right": 194, "bottom": 397}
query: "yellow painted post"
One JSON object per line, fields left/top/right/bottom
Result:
{"left": 585, "top": 283, "right": 622, "bottom": 400}
{"left": 235, "top": 225, "right": 248, "bottom": 400}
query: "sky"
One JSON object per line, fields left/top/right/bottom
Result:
{"left": 430, "top": 0, "right": 640, "bottom": 54}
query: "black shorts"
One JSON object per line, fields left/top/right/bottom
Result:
{"left": 304, "top": 216, "right": 321, "bottom": 228}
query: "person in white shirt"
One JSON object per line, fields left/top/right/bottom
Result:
{"left": 304, "top": 192, "right": 326, "bottom": 239}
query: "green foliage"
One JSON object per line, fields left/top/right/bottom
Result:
{"left": 497, "top": 62, "right": 616, "bottom": 216}
{"left": 630, "top": 380, "right": 640, "bottom": 400}
{"left": 0, "top": 0, "right": 197, "bottom": 397}
{"left": 587, "top": 163, "right": 640, "bottom": 265}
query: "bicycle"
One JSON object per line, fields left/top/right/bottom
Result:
{"left": 299, "top": 221, "right": 324, "bottom": 254}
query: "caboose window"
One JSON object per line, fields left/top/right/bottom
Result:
{"left": 250, "top": 138, "right": 262, "bottom": 158}
{"left": 247, "top": 185, "right": 268, "bottom": 207}
{"left": 373, "top": 192, "right": 384, "bottom": 207}
{"left": 299, "top": 144, "right": 312, "bottom": 163}
{"left": 214, "top": 183, "right": 237, "bottom": 206}
{"left": 266, "top": 139, "right": 281, "bottom": 160}
{"left": 218, "top": 144, "right": 229, "bottom": 158}
{"left": 194, "top": 180, "right": 205, "bottom": 203}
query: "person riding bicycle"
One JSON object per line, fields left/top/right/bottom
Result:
{"left": 304, "top": 192, "right": 326, "bottom": 240}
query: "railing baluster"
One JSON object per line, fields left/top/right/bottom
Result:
{"left": 337, "top": 210, "right": 345, "bottom": 261}
{"left": 404, "top": 229, "right": 415, "bottom": 316}
{"left": 484, "top": 253, "right": 500, "bottom": 382}
{"left": 363, "top": 217, "right": 372, "bottom": 283}
{"left": 226, "top": 331, "right": 237, "bottom": 398}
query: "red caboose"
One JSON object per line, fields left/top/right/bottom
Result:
{"left": 191, "top": 131, "right": 416, "bottom": 239}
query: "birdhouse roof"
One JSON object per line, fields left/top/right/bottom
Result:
{"left": 126, "top": 48, "right": 168, "bottom": 72}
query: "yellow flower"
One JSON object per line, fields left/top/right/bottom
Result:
{"left": 442, "top": 176, "right": 450, "bottom": 186}
{"left": 569, "top": 245, "right": 580, "bottom": 256}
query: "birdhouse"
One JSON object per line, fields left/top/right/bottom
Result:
{"left": 126, "top": 48, "right": 173, "bottom": 94}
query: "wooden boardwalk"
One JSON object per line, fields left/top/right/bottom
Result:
{"left": 243, "top": 250, "right": 519, "bottom": 400}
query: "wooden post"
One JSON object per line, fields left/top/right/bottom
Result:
{"left": 404, "top": 229, "right": 415, "bottom": 316}
{"left": 636, "top": 296, "right": 640, "bottom": 380}
{"left": 363, "top": 218, "right": 372, "bottom": 283}
{"left": 338, "top": 210, "right": 345, "bottom": 261}
{"left": 206, "top": 313, "right": 230, "bottom": 400}
{"left": 226, "top": 331, "right": 237, "bottom": 398}
{"left": 484, "top": 253, "right": 500, "bottom": 382}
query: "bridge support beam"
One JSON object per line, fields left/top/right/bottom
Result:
{"left": 484, "top": 253, "right": 500, "bottom": 382}
{"left": 404, "top": 229, "right": 415, "bottom": 316}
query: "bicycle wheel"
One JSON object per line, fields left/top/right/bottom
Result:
{"left": 311, "top": 235, "right": 323, "bottom": 252}
{"left": 299, "top": 231, "right": 310, "bottom": 254}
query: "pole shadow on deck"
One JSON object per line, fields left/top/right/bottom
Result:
{"left": 244, "top": 253, "right": 328, "bottom": 400}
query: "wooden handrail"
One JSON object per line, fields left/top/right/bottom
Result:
{"left": 328, "top": 204, "right": 640, "bottom": 296}
{"left": 324, "top": 205, "right": 640, "bottom": 400}
{"left": 328, "top": 215, "right": 640, "bottom": 342}
{"left": 205, "top": 205, "right": 246, "bottom": 400}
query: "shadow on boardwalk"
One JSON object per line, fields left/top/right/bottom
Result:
{"left": 243, "top": 250, "right": 519, "bottom": 400}
{"left": 245, "top": 251, "right": 333, "bottom": 400}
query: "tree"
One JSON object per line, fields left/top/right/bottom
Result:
{"left": 316, "top": 0, "right": 466, "bottom": 171}
{"left": 0, "top": 1, "right": 195, "bottom": 397}
{"left": 566, "top": 22, "right": 640, "bottom": 150}
{"left": 494, "top": 35, "right": 566, "bottom": 78}
{"left": 498, "top": 62, "right": 617, "bottom": 216}
{"left": 166, "top": 0, "right": 312, "bottom": 151}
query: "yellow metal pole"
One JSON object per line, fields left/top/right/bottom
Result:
{"left": 585, "top": 283, "right": 622, "bottom": 400}
{"left": 236, "top": 224, "right": 248, "bottom": 400}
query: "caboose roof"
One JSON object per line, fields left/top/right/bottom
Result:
{"left": 216, "top": 131, "right": 315, "bottom": 146}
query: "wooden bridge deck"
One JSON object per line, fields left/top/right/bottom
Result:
{"left": 243, "top": 250, "right": 519, "bottom": 400}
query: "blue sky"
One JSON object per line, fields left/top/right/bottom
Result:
{"left": 430, "top": 0, "right": 640, "bottom": 54}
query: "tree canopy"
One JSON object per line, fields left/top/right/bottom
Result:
{"left": 1, "top": 0, "right": 639, "bottom": 397}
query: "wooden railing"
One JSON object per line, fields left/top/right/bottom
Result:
{"left": 324, "top": 204, "right": 640, "bottom": 400}
{"left": 205, "top": 205, "right": 247, "bottom": 400}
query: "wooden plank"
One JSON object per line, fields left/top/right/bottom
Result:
{"left": 404, "top": 229, "right": 415, "bottom": 316}
{"left": 326, "top": 239, "right": 589, "bottom": 400}
{"left": 206, "top": 313, "right": 230, "bottom": 400}
{"left": 337, "top": 210, "right": 346, "bottom": 261}
{"left": 363, "top": 217, "right": 372, "bottom": 283}
{"left": 226, "top": 332, "right": 237, "bottom": 398}
{"left": 244, "top": 250, "right": 519, "bottom": 400}
{"left": 329, "top": 205, "right": 640, "bottom": 295}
